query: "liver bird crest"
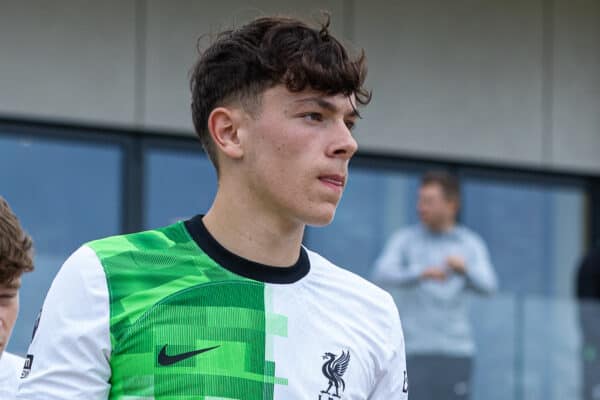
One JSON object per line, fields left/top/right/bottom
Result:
{"left": 320, "top": 350, "right": 350, "bottom": 398}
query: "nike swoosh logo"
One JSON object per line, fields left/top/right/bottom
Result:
{"left": 157, "top": 344, "right": 220, "bottom": 366}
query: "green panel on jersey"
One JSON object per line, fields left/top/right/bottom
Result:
{"left": 87, "top": 222, "right": 287, "bottom": 399}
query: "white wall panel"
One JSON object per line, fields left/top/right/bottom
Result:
{"left": 0, "top": 1, "right": 136, "bottom": 125}
{"left": 353, "top": 0, "right": 545, "bottom": 166}
{"left": 143, "top": 0, "right": 346, "bottom": 133}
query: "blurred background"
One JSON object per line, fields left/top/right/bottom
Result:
{"left": 0, "top": 1, "right": 599, "bottom": 399}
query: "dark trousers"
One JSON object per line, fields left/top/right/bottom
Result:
{"left": 407, "top": 354, "right": 472, "bottom": 400}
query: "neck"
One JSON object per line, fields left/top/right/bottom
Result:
{"left": 427, "top": 219, "right": 456, "bottom": 233}
{"left": 202, "top": 185, "right": 305, "bottom": 267}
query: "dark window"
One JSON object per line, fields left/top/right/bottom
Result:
{"left": 144, "top": 142, "right": 216, "bottom": 229}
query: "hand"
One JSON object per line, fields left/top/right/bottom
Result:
{"left": 446, "top": 256, "right": 466, "bottom": 274}
{"left": 421, "top": 267, "right": 447, "bottom": 281}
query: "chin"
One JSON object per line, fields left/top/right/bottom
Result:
{"left": 302, "top": 207, "right": 337, "bottom": 227}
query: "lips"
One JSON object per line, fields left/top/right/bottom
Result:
{"left": 319, "top": 174, "right": 346, "bottom": 189}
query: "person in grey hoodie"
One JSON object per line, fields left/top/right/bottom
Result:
{"left": 373, "top": 170, "right": 498, "bottom": 400}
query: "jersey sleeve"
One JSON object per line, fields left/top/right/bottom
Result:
{"left": 368, "top": 295, "right": 408, "bottom": 399}
{"left": 16, "top": 245, "right": 111, "bottom": 400}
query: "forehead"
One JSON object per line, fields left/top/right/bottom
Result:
{"left": 419, "top": 183, "right": 444, "bottom": 196}
{"left": 264, "top": 85, "right": 357, "bottom": 114}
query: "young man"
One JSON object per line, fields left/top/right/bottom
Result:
{"left": 0, "top": 196, "right": 34, "bottom": 399}
{"left": 17, "top": 16, "right": 407, "bottom": 399}
{"left": 373, "top": 171, "right": 497, "bottom": 400}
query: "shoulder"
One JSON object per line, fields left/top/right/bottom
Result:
{"left": 455, "top": 225, "right": 486, "bottom": 247}
{"left": 53, "top": 245, "right": 106, "bottom": 292}
{"left": 581, "top": 247, "right": 600, "bottom": 272}
{"left": 586, "top": 246, "right": 600, "bottom": 263}
{"left": 83, "top": 222, "right": 198, "bottom": 278}
{"left": 304, "top": 250, "right": 404, "bottom": 372}
{"left": 1, "top": 352, "right": 23, "bottom": 370}
{"left": 86, "top": 222, "right": 186, "bottom": 258}
{"left": 306, "top": 249, "right": 399, "bottom": 319}
{"left": 386, "top": 225, "right": 422, "bottom": 244}
{"left": 42, "top": 244, "right": 109, "bottom": 324}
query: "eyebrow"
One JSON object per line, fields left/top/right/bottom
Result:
{"left": 293, "top": 97, "right": 360, "bottom": 118}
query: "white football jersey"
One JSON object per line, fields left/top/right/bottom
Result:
{"left": 18, "top": 216, "right": 407, "bottom": 399}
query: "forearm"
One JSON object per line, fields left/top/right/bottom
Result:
{"left": 465, "top": 262, "right": 497, "bottom": 293}
{"left": 372, "top": 260, "right": 421, "bottom": 287}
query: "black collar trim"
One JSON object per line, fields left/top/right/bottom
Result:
{"left": 184, "top": 215, "right": 310, "bottom": 284}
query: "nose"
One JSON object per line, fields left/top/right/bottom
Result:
{"left": 327, "top": 121, "right": 358, "bottom": 160}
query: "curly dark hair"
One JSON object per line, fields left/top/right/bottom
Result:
{"left": 0, "top": 196, "right": 34, "bottom": 285}
{"left": 190, "top": 14, "right": 371, "bottom": 170}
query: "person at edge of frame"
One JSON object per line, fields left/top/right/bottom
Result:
{"left": 0, "top": 196, "right": 34, "bottom": 399}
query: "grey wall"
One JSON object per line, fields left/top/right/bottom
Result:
{"left": 552, "top": 0, "right": 600, "bottom": 172}
{"left": 1, "top": 0, "right": 599, "bottom": 173}
{"left": 0, "top": 1, "right": 137, "bottom": 126}
{"left": 141, "top": 0, "right": 348, "bottom": 130}
{"left": 356, "top": 0, "right": 545, "bottom": 166}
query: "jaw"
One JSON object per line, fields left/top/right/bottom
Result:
{"left": 223, "top": 166, "right": 343, "bottom": 228}
{"left": 303, "top": 193, "right": 340, "bottom": 227}
{"left": 301, "top": 203, "right": 338, "bottom": 227}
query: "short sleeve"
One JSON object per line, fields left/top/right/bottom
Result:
{"left": 16, "top": 245, "right": 111, "bottom": 400}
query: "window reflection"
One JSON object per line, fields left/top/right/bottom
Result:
{"left": 461, "top": 175, "right": 585, "bottom": 297}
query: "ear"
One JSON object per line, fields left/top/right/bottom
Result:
{"left": 207, "top": 106, "right": 244, "bottom": 160}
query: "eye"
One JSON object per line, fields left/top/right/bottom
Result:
{"left": 345, "top": 120, "right": 356, "bottom": 131}
{"left": 302, "top": 112, "right": 323, "bottom": 122}
{"left": 0, "top": 294, "right": 16, "bottom": 306}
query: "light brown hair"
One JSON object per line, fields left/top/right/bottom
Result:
{"left": 0, "top": 196, "right": 34, "bottom": 285}
{"left": 421, "top": 170, "right": 461, "bottom": 202}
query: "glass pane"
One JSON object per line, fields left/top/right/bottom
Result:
{"left": 522, "top": 297, "right": 587, "bottom": 400}
{"left": 461, "top": 175, "right": 585, "bottom": 297}
{"left": 144, "top": 147, "right": 217, "bottom": 229}
{"left": 304, "top": 167, "right": 420, "bottom": 278}
{"left": 469, "top": 295, "right": 517, "bottom": 400}
{"left": 0, "top": 133, "right": 122, "bottom": 355}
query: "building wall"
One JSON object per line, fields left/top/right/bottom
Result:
{"left": 1, "top": 0, "right": 599, "bottom": 173}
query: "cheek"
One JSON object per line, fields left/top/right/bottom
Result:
{"left": 257, "top": 139, "right": 311, "bottom": 182}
